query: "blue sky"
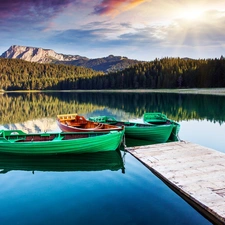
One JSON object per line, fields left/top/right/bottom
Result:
{"left": 0, "top": 0, "right": 224, "bottom": 61}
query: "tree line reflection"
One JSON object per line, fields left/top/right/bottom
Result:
{"left": 1, "top": 92, "right": 225, "bottom": 125}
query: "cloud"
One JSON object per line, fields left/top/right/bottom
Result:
{"left": 53, "top": 29, "right": 104, "bottom": 43}
{"left": 0, "top": 0, "right": 73, "bottom": 18}
{"left": 0, "top": 0, "right": 224, "bottom": 60}
{"left": 165, "top": 10, "right": 225, "bottom": 46}
{"left": 0, "top": 0, "right": 82, "bottom": 29}
{"left": 49, "top": 22, "right": 163, "bottom": 54}
{"left": 38, "top": 7, "right": 225, "bottom": 55}
{"left": 93, "top": 0, "right": 149, "bottom": 17}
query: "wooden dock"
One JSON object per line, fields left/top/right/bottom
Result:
{"left": 126, "top": 141, "right": 225, "bottom": 225}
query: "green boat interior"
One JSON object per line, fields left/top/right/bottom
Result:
{"left": 0, "top": 130, "right": 109, "bottom": 143}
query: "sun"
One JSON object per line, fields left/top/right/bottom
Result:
{"left": 178, "top": 7, "right": 204, "bottom": 21}
{"left": 183, "top": 9, "right": 202, "bottom": 20}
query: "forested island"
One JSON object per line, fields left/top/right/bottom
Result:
{"left": 0, "top": 56, "right": 224, "bottom": 91}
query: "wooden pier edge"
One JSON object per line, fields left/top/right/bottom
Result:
{"left": 126, "top": 141, "right": 225, "bottom": 225}
{"left": 130, "top": 153, "right": 224, "bottom": 225}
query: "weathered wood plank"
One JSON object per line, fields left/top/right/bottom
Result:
{"left": 126, "top": 141, "right": 225, "bottom": 225}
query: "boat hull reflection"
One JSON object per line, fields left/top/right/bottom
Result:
{"left": 0, "top": 150, "right": 124, "bottom": 173}
{"left": 125, "top": 137, "right": 179, "bottom": 148}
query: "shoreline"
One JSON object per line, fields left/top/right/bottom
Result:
{"left": 1, "top": 88, "right": 225, "bottom": 96}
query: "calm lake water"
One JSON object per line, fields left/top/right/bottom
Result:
{"left": 1, "top": 91, "right": 225, "bottom": 225}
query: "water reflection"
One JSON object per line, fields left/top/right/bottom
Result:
{"left": 0, "top": 91, "right": 216, "bottom": 225}
{"left": 1, "top": 91, "right": 224, "bottom": 154}
{"left": 0, "top": 150, "right": 125, "bottom": 174}
{"left": 124, "top": 137, "right": 159, "bottom": 147}
{"left": 1, "top": 91, "right": 225, "bottom": 125}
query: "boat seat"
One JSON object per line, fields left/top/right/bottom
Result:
{"left": 40, "top": 133, "right": 51, "bottom": 137}
{"left": 75, "top": 115, "right": 88, "bottom": 124}
{"left": 66, "top": 122, "right": 82, "bottom": 127}
{"left": 9, "top": 138, "right": 26, "bottom": 143}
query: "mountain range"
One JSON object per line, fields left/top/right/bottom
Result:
{"left": 0, "top": 45, "right": 142, "bottom": 73}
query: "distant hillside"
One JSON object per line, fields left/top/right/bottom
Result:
{"left": 1, "top": 45, "right": 142, "bottom": 73}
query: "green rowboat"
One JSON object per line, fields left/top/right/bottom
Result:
{"left": 0, "top": 129, "right": 125, "bottom": 155}
{"left": 89, "top": 116, "right": 177, "bottom": 143}
{"left": 143, "top": 112, "right": 180, "bottom": 141}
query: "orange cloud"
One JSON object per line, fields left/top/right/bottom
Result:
{"left": 94, "top": 0, "right": 149, "bottom": 17}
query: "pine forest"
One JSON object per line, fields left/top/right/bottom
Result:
{"left": 0, "top": 57, "right": 225, "bottom": 91}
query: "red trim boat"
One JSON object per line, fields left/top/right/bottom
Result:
{"left": 57, "top": 114, "right": 124, "bottom": 132}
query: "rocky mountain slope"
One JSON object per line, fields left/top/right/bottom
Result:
{"left": 1, "top": 45, "right": 142, "bottom": 73}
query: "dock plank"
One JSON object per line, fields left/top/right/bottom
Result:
{"left": 126, "top": 141, "right": 225, "bottom": 224}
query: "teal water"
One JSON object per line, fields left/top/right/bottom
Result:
{"left": 1, "top": 91, "right": 224, "bottom": 224}
{"left": 0, "top": 153, "right": 211, "bottom": 225}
